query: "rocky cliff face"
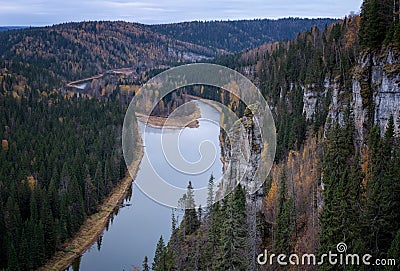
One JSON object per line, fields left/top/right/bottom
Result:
{"left": 219, "top": 106, "right": 264, "bottom": 206}
{"left": 352, "top": 48, "right": 400, "bottom": 142}
{"left": 302, "top": 47, "right": 400, "bottom": 144}
{"left": 370, "top": 50, "right": 400, "bottom": 133}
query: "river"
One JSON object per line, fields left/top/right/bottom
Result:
{"left": 67, "top": 100, "right": 223, "bottom": 271}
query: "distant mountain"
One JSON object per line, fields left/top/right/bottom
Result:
{"left": 147, "top": 18, "right": 337, "bottom": 53}
{"left": 0, "top": 26, "right": 27, "bottom": 31}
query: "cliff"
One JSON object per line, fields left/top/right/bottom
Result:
{"left": 218, "top": 105, "right": 264, "bottom": 205}
{"left": 301, "top": 47, "right": 400, "bottom": 145}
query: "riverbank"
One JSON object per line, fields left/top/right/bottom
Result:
{"left": 186, "top": 94, "right": 223, "bottom": 113}
{"left": 36, "top": 139, "right": 144, "bottom": 271}
{"left": 135, "top": 101, "right": 201, "bottom": 128}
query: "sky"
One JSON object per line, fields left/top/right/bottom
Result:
{"left": 0, "top": 0, "right": 363, "bottom": 26}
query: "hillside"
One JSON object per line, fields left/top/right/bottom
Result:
{"left": 0, "top": 21, "right": 222, "bottom": 90}
{"left": 0, "top": 19, "right": 336, "bottom": 92}
{"left": 0, "top": 27, "right": 26, "bottom": 32}
{"left": 147, "top": 18, "right": 337, "bottom": 53}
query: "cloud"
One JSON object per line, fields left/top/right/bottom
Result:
{"left": 0, "top": 0, "right": 363, "bottom": 26}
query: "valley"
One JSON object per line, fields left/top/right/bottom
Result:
{"left": 1, "top": 2, "right": 400, "bottom": 271}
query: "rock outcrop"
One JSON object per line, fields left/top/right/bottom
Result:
{"left": 302, "top": 47, "right": 400, "bottom": 144}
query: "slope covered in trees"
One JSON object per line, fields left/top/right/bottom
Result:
{"left": 154, "top": 3, "right": 400, "bottom": 270}
{"left": 214, "top": 15, "right": 360, "bottom": 161}
{"left": 148, "top": 18, "right": 337, "bottom": 53}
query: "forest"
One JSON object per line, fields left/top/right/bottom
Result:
{"left": 0, "top": 79, "right": 137, "bottom": 270}
{"left": 147, "top": 18, "right": 337, "bottom": 53}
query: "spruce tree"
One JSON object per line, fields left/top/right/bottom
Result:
{"left": 182, "top": 181, "right": 199, "bottom": 236}
{"left": 385, "top": 229, "right": 400, "bottom": 271}
{"left": 274, "top": 167, "right": 293, "bottom": 254}
{"left": 359, "top": 0, "right": 393, "bottom": 48}
{"left": 152, "top": 236, "right": 166, "bottom": 271}
{"left": 363, "top": 125, "right": 395, "bottom": 258}
{"left": 142, "top": 256, "right": 150, "bottom": 271}
{"left": 206, "top": 174, "right": 215, "bottom": 212}
{"left": 319, "top": 109, "right": 362, "bottom": 270}
{"left": 216, "top": 185, "right": 248, "bottom": 271}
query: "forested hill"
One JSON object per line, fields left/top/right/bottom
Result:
{"left": 0, "top": 19, "right": 338, "bottom": 92}
{"left": 0, "top": 27, "right": 26, "bottom": 32}
{"left": 147, "top": 18, "right": 337, "bottom": 53}
{"left": 0, "top": 21, "right": 223, "bottom": 87}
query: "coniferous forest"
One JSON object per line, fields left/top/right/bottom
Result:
{"left": 0, "top": 0, "right": 400, "bottom": 270}
{"left": 0, "top": 81, "right": 132, "bottom": 270}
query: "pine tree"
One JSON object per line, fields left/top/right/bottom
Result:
{"left": 142, "top": 256, "right": 150, "bottom": 271}
{"left": 385, "top": 229, "right": 400, "bottom": 271}
{"left": 182, "top": 181, "right": 199, "bottom": 236}
{"left": 216, "top": 185, "right": 248, "bottom": 271}
{"left": 274, "top": 167, "right": 293, "bottom": 254}
{"left": 206, "top": 174, "right": 215, "bottom": 212}
{"left": 359, "top": 0, "right": 393, "bottom": 48}
{"left": 152, "top": 236, "right": 167, "bottom": 271}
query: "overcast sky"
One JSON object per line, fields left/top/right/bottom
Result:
{"left": 0, "top": 0, "right": 363, "bottom": 26}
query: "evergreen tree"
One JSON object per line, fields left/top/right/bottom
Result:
{"left": 359, "top": 0, "right": 393, "bottom": 48}
{"left": 318, "top": 109, "right": 363, "bottom": 270}
{"left": 171, "top": 210, "right": 177, "bottom": 233}
{"left": 206, "top": 174, "right": 215, "bottom": 213}
{"left": 182, "top": 181, "right": 199, "bottom": 236}
{"left": 142, "top": 256, "right": 150, "bottom": 271}
{"left": 385, "top": 229, "right": 400, "bottom": 271}
{"left": 363, "top": 120, "right": 399, "bottom": 259}
{"left": 216, "top": 185, "right": 248, "bottom": 271}
{"left": 0, "top": 89, "right": 128, "bottom": 270}
{"left": 94, "top": 162, "right": 104, "bottom": 202}
{"left": 207, "top": 202, "right": 222, "bottom": 270}
{"left": 274, "top": 167, "right": 293, "bottom": 254}
{"left": 83, "top": 167, "right": 97, "bottom": 214}
{"left": 40, "top": 197, "right": 56, "bottom": 257}
{"left": 152, "top": 236, "right": 167, "bottom": 271}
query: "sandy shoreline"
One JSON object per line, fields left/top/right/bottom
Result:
{"left": 135, "top": 100, "right": 201, "bottom": 129}
{"left": 185, "top": 94, "right": 223, "bottom": 113}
